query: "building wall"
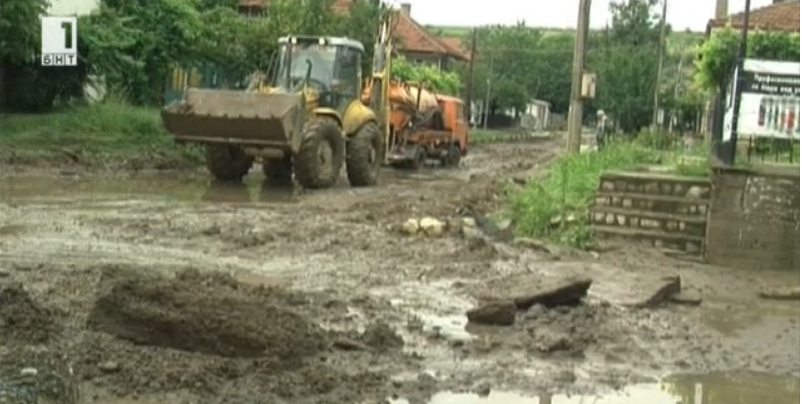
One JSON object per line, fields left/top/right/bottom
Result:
{"left": 48, "top": 0, "right": 100, "bottom": 16}
{"left": 398, "top": 51, "right": 450, "bottom": 71}
{"left": 706, "top": 165, "right": 800, "bottom": 271}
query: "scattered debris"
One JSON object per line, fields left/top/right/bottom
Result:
{"left": 399, "top": 217, "right": 447, "bottom": 237}
{"left": 466, "top": 300, "right": 517, "bottom": 326}
{"left": 512, "top": 237, "right": 553, "bottom": 253}
{"left": 759, "top": 287, "right": 799, "bottom": 301}
{"left": 669, "top": 290, "right": 703, "bottom": 306}
{"left": 631, "top": 276, "right": 681, "bottom": 308}
{"left": 514, "top": 277, "right": 593, "bottom": 309}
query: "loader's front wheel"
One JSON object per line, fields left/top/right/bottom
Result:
{"left": 262, "top": 155, "right": 293, "bottom": 183}
{"left": 294, "top": 117, "right": 344, "bottom": 189}
{"left": 346, "top": 122, "right": 383, "bottom": 187}
{"left": 204, "top": 144, "right": 254, "bottom": 182}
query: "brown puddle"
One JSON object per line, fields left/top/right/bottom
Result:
{"left": 0, "top": 174, "right": 298, "bottom": 205}
{"left": 391, "top": 372, "right": 800, "bottom": 404}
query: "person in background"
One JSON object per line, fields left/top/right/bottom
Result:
{"left": 595, "top": 109, "right": 608, "bottom": 150}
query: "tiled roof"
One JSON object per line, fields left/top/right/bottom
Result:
{"left": 393, "top": 11, "right": 469, "bottom": 61}
{"left": 708, "top": 1, "right": 800, "bottom": 33}
{"left": 235, "top": 0, "right": 468, "bottom": 60}
{"left": 439, "top": 37, "right": 471, "bottom": 61}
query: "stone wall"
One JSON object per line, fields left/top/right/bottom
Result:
{"left": 592, "top": 171, "right": 711, "bottom": 254}
{"left": 706, "top": 165, "right": 800, "bottom": 271}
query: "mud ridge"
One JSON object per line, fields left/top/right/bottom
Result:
{"left": 0, "top": 283, "right": 58, "bottom": 344}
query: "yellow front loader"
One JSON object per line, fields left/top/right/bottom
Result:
{"left": 161, "top": 19, "right": 393, "bottom": 189}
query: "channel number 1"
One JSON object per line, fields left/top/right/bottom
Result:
{"left": 62, "top": 21, "right": 73, "bottom": 50}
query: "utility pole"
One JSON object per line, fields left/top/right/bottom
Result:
{"left": 466, "top": 29, "right": 478, "bottom": 125}
{"left": 651, "top": 0, "right": 669, "bottom": 130}
{"left": 727, "top": 0, "right": 752, "bottom": 165}
{"left": 669, "top": 45, "right": 686, "bottom": 133}
{"left": 566, "top": 0, "right": 591, "bottom": 153}
{"left": 483, "top": 53, "right": 495, "bottom": 130}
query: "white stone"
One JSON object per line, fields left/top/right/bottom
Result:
{"left": 401, "top": 218, "right": 420, "bottom": 235}
{"left": 419, "top": 217, "right": 445, "bottom": 237}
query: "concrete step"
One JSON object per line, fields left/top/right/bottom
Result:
{"left": 595, "top": 191, "right": 711, "bottom": 205}
{"left": 592, "top": 224, "right": 705, "bottom": 243}
{"left": 590, "top": 206, "right": 708, "bottom": 224}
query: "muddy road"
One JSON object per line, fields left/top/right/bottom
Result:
{"left": 0, "top": 140, "right": 798, "bottom": 404}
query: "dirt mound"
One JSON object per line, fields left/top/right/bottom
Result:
{"left": 0, "top": 283, "right": 57, "bottom": 344}
{"left": 0, "top": 345, "right": 79, "bottom": 404}
{"left": 86, "top": 267, "right": 327, "bottom": 361}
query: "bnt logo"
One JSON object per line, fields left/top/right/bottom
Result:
{"left": 41, "top": 16, "right": 78, "bottom": 67}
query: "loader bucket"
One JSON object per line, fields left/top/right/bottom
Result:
{"left": 161, "top": 88, "right": 303, "bottom": 148}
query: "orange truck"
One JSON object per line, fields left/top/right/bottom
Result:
{"left": 362, "top": 82, "right": 469, "bottom": 169}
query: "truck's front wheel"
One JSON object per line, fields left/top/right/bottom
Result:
{"left": 294, "top": 117, "right": 345, "bottom": 189}
{"left": 205, "top": 144, "right": 254, "bottom": 182}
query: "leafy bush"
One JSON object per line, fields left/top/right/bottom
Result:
{"left": 510, "top": 143, "right": 661, "bottom": 248}
{"left": 694, "top": 27, "right": 800, "bottom": 91}
{"left": 391, "top": 57, "right": 461, "bottom": 95}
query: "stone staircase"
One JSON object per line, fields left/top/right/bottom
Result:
{"left": 590, "top": 171, "right": 711, "bottom": 255}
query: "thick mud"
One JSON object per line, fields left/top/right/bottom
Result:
{"left": 0, "top": 140, "right": 799, "bottom": 404}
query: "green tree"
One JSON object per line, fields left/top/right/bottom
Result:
{"left": 589, "top": 0, "right": 664, "bottom": 133}
{"left": 530, "top": 33, "right": 574, "bottom": 114}
{"left": 694, "top": 27, "right": 800, "bottom": 92}
{"left": 0, "top": 0, "right": 49, "bottom": 63}
{"left": 392, "top": 57, "right": 461, "bottom": 95}
{"left": 468, "top": 22, "right": 544, "bottom": 114}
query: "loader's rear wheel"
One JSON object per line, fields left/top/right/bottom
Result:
{"left": 441, "top": 143, "right": 461, "bottom": 167}
{"left": 294, "top": 117, "right": 344, "bottom": 189}
{"left": 204, "top": 144, "right": 254, "bottom": 182}
{"left": 346, "top": 122, "right": 383, "bottom": 187}
{"left": 262, "top": 155, "right": 293, "bottom": 183}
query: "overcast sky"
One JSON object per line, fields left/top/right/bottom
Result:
{"left": 396, "top": 0, "right": 776, "bottom": 32}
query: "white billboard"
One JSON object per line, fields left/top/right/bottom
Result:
{"left": 723, "top": 59, "right": 800, "bottom": 141}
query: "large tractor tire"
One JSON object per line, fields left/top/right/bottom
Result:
{"left": 294, "top": 117, "right": 345, "bottom": 189}
{"left": 204, "top": 144, "right": 254, "bottom": 182}
{"left": 346, "top": 122, "right": 383, "bottom": 187}
{"left": 262, "top": 155, "right": 293, "bottom": 183}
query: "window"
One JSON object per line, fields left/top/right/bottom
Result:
{"left": 336, "top": 47, "right": 361, "bottom": 100}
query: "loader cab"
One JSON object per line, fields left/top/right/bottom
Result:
{"left": 275, "top": 36, "right": 365, "bottom": 110}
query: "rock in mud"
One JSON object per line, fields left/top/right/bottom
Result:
{"left": 86, "top": 266, "right": 327, "bottom": 360}
{"left": 759, "top": 286, "right": 799, "bottom": 301}
{"left": 419, "top": 217, "right": 446, "bottom": 236}
{"left": 360, "top": 321, "right": 404, "bottom": 351}
{"left": 466, "top": 300, "right": 516, "bottom": 326}
{"left": 669, "top": 289, "right": 702, "bottom": 306}
{"left": 401, "top": 219, "right": 420, "bottom": 235}
{"left": 0, "top": 283, "right": 57, "bottom": 344}
{"left": 514, "top": 277, "right": 593, "bottom": 310}
{"left": 400, "top": 217, "right": 447, "bottom": 237}
{"left": 512, "top": 237, "right": 552, "bottom": 253}
{"left": 0, "top": 346, "right": 79, "bottom": 404}
{"left": 629, "top": 275, "right": 681, "bottom": 308}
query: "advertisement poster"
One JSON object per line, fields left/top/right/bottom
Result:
{"left": 723, "top": 59, "right": 800, "bottom": 141}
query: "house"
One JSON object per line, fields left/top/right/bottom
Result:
{"left": 392, "top": 3, "right": 470, "bottom": 70}
{"left": 702, "top": 0, "right": 799, "bottom": 151}
{"left": 237, "top": 0, "right": 352, "bottom": 17}
{"left": 706, "top": 0, "right": 800, "bottom": 34}
{"left": 235, "top": 0, "right": 470, "bottom": 71}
